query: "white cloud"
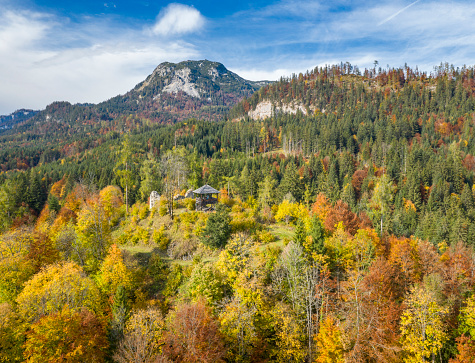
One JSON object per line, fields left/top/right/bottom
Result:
{"left": 0, "top": 11, "right": 52, "bottom": 52}
{"left": 0, "top": 9, "right": 200, "bottom": 114}
{"left": 151, "top": 3, "right": 205, "bottom": 36}
{"left": 231, "top": 67, "right": 294, "bottom": 82}
{"left": 255, "top": 0, "right": 322, "bottom": 19}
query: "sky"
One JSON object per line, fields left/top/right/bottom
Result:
{"left": 1, "top": 0, "right": 475, "bottom": 114}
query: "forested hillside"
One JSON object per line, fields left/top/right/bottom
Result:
{"left": 0, "top": 60, "right": 265, "bottom": 172}
{"left": 2, "top": 62, "right": 475, "bottom": 362}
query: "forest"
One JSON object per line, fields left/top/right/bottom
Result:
{"left": 1, "top": 62, "right": 475, "bottom": 362}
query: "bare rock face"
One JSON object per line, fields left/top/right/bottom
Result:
{"left": 248, "top": 100, "right": 316, "bottom": 120}
{"left": 248, "top": 101, "right": 274, "bottom": 120}
{"left": 185, "top": 189, "right": 193, "bottom": 198}
{"left": 162, "top": 68, "right": 201, "bottom": 98}
{"left": 149, "top": 191, "right": 160, "bottom": 210}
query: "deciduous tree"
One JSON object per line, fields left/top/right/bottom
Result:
{"left": 400, "top": 274, "right": 448, "bottom": 363}
{"left": 16, "top": 261, "right": 101, "bottom": 322}
{"left": 164, "top": 299, "right": 226, "bottom": 363}
{"left": 114, "top": 307, "right": 167, "bottom": 363}
{"left": 24, "top": 307, "right": 108, "bottom": 363}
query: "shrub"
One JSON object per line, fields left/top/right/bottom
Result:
{"left": 256, "top": 230, "right": 276, "bottom": 244}
{"left": 152, "top": 226, "right": 170, "bottom": 250}
{"left": 167, "top": 239, "right": 198, "bottom": 260}
{"left": 183, "top": 198, "right": 196, "bottom": 211}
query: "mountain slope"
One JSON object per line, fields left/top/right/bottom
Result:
{"left": 0, "top": 60, "right": 268, "bottom": 171}
{"left": 96, "top": 60, "right": 268, "bottom": 122}
{"left": 6, "top": 60, "right": 267, "bottom": 136}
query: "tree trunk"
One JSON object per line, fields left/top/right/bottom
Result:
{"left": 125, "top": 162, "right": 128, "bottom": 217}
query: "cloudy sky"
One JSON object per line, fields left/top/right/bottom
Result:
{"left": 1, "top": 0, "right": 475, "bottom": 114}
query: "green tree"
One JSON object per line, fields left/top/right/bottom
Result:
{"left": 0, "top": 180, "right": 17, "bottom": 231}
{"left": 115, "top": 135, "right": 134, "bottom": 216}
{"left": 371, "top": 174, "right": 395, "bottom": 236}
{"left": 200, "top": 204, "right": 231, "bottom": 249}
{"left": 307, "top": 215, "right": 326, "bottom": 256}
{"left": 294, "top": 218, "right": 307, "bottom": 246}
{"left": 139, "top": 153, "right": 161, "bottom": 202}
{"left": 277, "top": 162, "right": 303, "bottom": 202}
{"left": 257, "top": 175, "right": 277, "bottom": 208}
{"left": 26, "top": 170, "right": 46, "bottom": 215}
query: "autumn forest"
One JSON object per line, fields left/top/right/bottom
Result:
{"left": 2, "top": 62, "right": 475, "bottom": 362}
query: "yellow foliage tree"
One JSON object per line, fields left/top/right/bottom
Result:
{"left": 400, "top": 276, "right": 448, "bottom": 363}
{"left": 0, "top": 228, "right": 35, "bottom": 303}
{"left": 96, "top": 244, "right": 133, "bottom": 297}
{"left": 114, "top": 307, "right": 166, "bottom": 363}
{"left": 24, "top": 307, "right": 108, "bottom": 363}
{"left": 451, "top": 294, "right": 475, "bottom": 363}
{"left": 315, "top": 316, "right": 345, "bottom": 363}
{"left": 0, "top": 302, "right": 28, "bottom": 362}
{"left": 219, "top": 295, "right": 257, "bottom": 362}
{"left": 75, "top": 191, "right": 112, "bottom": 269}
{"left": 16, "top": 261, "right": 101, "bottom": 322}
{"left": 275, "top": 200, "right": 307, "bottom": 225}
{"left": 271, "top": 302, "right": 306, "bottom": 363}
{"left": 99, "top": 185, "right": 124, "bottom": 225}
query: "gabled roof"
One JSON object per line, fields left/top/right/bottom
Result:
{"left": 192, "top": 184, "right": 220, "bottom": 194}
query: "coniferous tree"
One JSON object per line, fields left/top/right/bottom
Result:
{"left": 201, "top": 204, "right": 231, "bottom": 249}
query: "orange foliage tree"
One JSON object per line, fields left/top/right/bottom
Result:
{"left": 164, "top": 299, "right": 226, "bottom": 363}
{"left": 324, "top": 200, "right": 360, "bottom": 235}
{"left": 315, "top": 316, "right": 344, "bottom": 363}
{"left": 24, "top": 307, "right": 108, "bottom": 363}
{"left": 312, "top": 193, "right": 331, "bottom": 221}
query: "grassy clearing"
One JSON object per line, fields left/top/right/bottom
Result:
{"left": 268, "top": 223, "right": 295, "bottom": 242}
{"left": 117, "top": 202, "right": 295, "bottom": 269}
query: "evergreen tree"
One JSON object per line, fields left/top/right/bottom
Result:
{"left": 277, "top": 162, "right": 303, "bottom": 202}
{"left": 27, "top": 170, "right": 46, "bottom": 214}
{"left": 294, "top": 219, "right": 307, "bottom": 247}
{"left": 309, "top": 216, "right": 326, "bottom": 255}
{"left": 201, "top": 204, "right": 231, "bottom": 249}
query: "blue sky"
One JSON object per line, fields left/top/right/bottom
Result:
{"left": 1, "top": 0, "right": 475, "bottom": 114}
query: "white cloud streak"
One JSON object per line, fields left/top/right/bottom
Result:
{"left": 377, "top": 0, "right": 422, "bottom": 26}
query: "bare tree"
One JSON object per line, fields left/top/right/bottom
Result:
{"left": 114, "top": 307, "right": 170, "bottom": 363}
{"left": 161, "top": 149, "right": 187, "bottom": 219}
{"left": 76, "top": 176, "right": 110, "bottom": 261}
{"left": 272, "top": 241, "right": 328, "bottom": 362}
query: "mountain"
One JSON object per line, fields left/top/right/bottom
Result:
{"left": 96, "top": 60, "right": 268, "bottom": 122}
{"left": 5, "top": 60, "right": 268, "bottom": 136}
{"left": 0, "top": 60, "right": 268, "bottom": 172}
{"left": 0, "top": 109, "right": 38, "bottom": 131}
